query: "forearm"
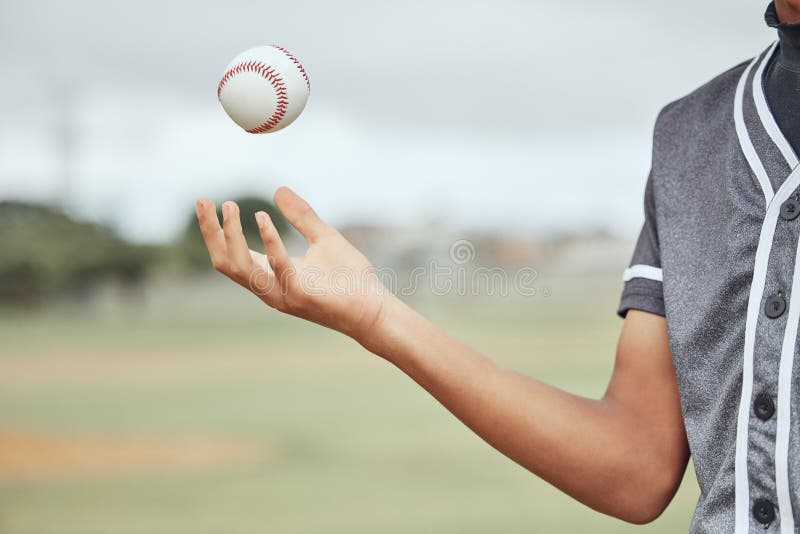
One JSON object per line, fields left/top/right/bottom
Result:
{"left": 361, "top": 295, "right": 678, "bottom": 523}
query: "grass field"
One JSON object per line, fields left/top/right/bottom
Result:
{"left": 0, "top": 274, "right": 699, "bottom": 533}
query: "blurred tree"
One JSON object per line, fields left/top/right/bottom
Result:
{"left": 175, "top": 195, "right": 290, "bottom": 271}
{"left": 0, "top": 202, "right": 155, "bottom": 305}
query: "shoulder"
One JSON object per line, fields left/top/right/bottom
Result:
{"left": 645, "top": 59, "right": 754, "bottom": 206}
{"left": 653, "top": 59, "right": 751, "bottom": 144}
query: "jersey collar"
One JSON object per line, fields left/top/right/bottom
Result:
{"left": 735, "top": 42, "right": 799, "bottom": 206}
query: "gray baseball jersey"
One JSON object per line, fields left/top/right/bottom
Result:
{"left": 619, "top": 42, "right": 800, "bottom": 534}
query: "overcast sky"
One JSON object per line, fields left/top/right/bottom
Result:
{"left": 0, "top": 1, "right": 777, "bottom": 242}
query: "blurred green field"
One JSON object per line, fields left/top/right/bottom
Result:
{"left": 0, "top": 274, "right": 698, "bottom": 534}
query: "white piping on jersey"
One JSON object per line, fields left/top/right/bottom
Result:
{"left": 622, "top": 264, "right": 663, "bottom": 283}
{"left": 753, "top": 41, "right": 800, "bottom": 171}
{"left": 775, "top": 224, "right": 800, "bottom": 534}
{"left": 758, "top": 37, "right": 800, "bottom": 534}
{"left": 735, "top": 165, "right": 800, "bottom": 534}
{"left": 734, "top": 45, "right": 800, "bottom": 534}
{"left": 735, "top": 52, "right": 774, "bottom": 205}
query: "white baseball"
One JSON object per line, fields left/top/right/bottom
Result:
{"left": 217, "top": 45, "right": 310, "bottom": 134}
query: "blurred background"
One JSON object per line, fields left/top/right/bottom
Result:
{"left": 0, "top": 1, "right": 778, "bottom": 532}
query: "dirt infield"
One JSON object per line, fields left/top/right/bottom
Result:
{"left": 0, "top": 431, "right": 271, "bottom": 480}
{"left": 0, "top": 345, "right": 363, "bottom": 389}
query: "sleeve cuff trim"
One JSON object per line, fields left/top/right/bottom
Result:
{"left": 622, "top": 264, "right": 663, "bottom": 283}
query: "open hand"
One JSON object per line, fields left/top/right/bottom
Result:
{"left": 195, "top": 187, "right": 389, "bottom": 344}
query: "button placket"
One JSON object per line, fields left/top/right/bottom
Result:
{"left": 750, "top": 191, "right": 800, "bottom": 531}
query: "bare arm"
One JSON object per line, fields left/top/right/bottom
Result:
{"left": 368, "top": 297, "right": 688, "bottom": 523}
{"left": 196, "top": 188, "right": 689, "bottom": 524}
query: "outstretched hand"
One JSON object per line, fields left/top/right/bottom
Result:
{"left": 195, "top": 187, "right": 390, "bottom": 344}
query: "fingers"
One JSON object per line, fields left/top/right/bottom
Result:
{"left": 196, "top": 196, "right": 300, "bottom": 310}
{"left": 221, "top": 201, "right": 254, "bottom": 276}
{"left": 196, "top": 199, "right": 255, "bottom": 281}
{"left": 256, "top": 210, "right": 293, "bottom": 281}
{"left": 274, "top": 186, "right": 329, "bottom": 243}
{"left": 196, "top": 199, "right": 227, "bottom": 270}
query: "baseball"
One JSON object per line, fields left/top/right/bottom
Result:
{"left": 217, "top": 45, "right": 310, "bottom": 134}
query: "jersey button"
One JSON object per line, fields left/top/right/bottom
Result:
{"left": 753, "top": 498, "right": 776, "bottom": 525}
{"left": 765, "top": 294, "right": 787, "bottom": 319}
{"left": 781, "top": 198, "right": 800, "bottom": 220}
{"left": 754, "top": 393, "right": 775, "bottom": 421}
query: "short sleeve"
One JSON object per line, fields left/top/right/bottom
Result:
{"left": 617, "top": 171, "right": 665, "bottom": 318}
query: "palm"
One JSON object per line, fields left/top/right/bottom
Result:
{"left": 294, "top": 236, "right": 383, "bottom": 332}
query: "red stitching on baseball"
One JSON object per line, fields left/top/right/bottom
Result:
{"left": 272, "top": 45, "right": 311, "bottom": 91}
{"left": 217, "top": 60, "right": 288, "bottom": 133}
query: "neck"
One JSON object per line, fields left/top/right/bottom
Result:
{"left": 777, "top": 1, "right": 800, "bottom": 24}
{"left": 773, "top": 1, "right": 800, "bottom": 70}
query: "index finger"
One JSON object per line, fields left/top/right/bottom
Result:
{"left": 274, "top": 186, "right": 330, "bottom": 243}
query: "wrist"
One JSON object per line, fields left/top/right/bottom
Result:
{"left": 356, "top": 292, "right": 413, "bottom": 357}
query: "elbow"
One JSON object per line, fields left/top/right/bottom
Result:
{"left": 607, "top": 463, "right": 686, "bottom": 525}
{"left": 615, "top": 499, "right": 670, "bottom": 525}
